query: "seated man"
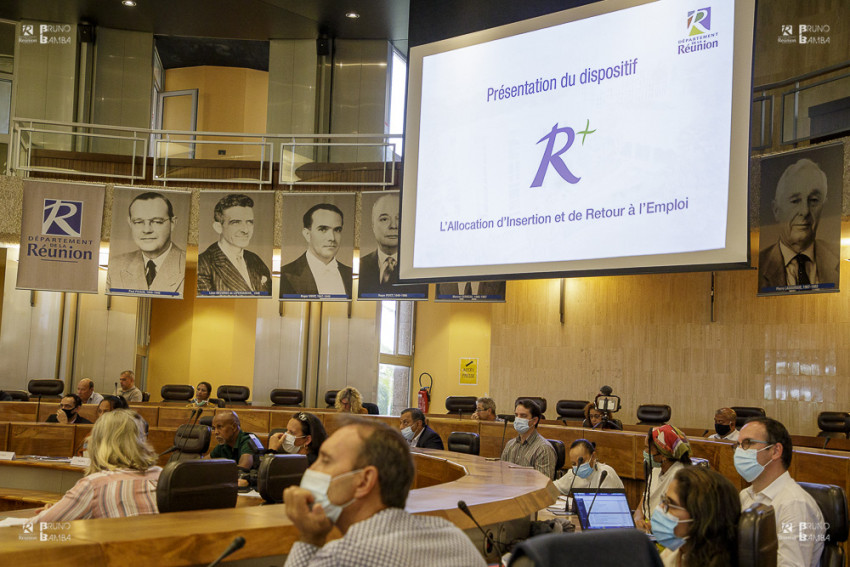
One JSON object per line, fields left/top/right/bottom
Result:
{"left": 399, "top": 407, "right": 444, "bottom": 450}
{"left": 736, "top": 417, "right": 824, "bottom": 567}
{"left": 283, "top": 418, "right": 486, "bottom": 566}
{"left": 210, "top": 411, "right": 256, "bottom": 471}
{"left": 472, "top": 397, "right": 499, "bottom": 421}
{"left": 501, "top": 398, "right": 556, "bottom": 479}
{"left": 45, "top": 394, "right": 92, "bottom": 424}
{"left": 708, "top": 407, "right": 739, "bottom": 441}
{"left": 117, "top": 370, "right": 143, "bottom": 403}
{"left": 76, "top": 378, "right": 103, "bottom": 405}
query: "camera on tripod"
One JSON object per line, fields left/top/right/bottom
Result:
{"left": 592, "top": 385, "right": 622, "bottom": 430}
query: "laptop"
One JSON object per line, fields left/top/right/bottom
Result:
{"left": 570, "top": 488, "right": 636, "bottom": 530}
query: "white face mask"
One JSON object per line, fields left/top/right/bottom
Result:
{"left": 401, "top": 426, "right": 415, "bottom": 441}
{"left": 513, "top": 417, "right": 531, "bottom": 434}
{"left": 281, "top": 432, "right": 305, "bottom": 454}
{"left": 299, "top": 468, "right": 363, "bottom": 523}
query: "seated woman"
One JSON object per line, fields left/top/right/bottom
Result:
{"left": 633, "top": 424, "right": 692, "bottom": 532}
{"left": 335, "top": 386, "right": 368, "bottom": 414}
{"left": 553, "top": 438, "right": 624, "bottom": 494}
{"left": 97, "top": 394, "right": 128, "bottom": 417}
{"left": 188, "top": 381, "right": 213, "bottom": 407}
{"left": 267, "top": 411, "right": 328, "bottom": 465}
{"left": 34, "top": 410, "right": 160, "bottom": 522}
{"left": 581, "top": 402, "right": 622, "bottom": 430}
{"left": 653, "top": 466, "right": 740, "bottom": 567}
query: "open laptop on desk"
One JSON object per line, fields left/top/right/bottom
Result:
{"left": 571, "top": 488, "right": 635, "bottom": 530}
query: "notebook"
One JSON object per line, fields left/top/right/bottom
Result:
{"left": 570, "top": 488, "right": 636, "bottom": 530}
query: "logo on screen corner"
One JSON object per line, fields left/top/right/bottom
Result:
{"left": 687, "top": 8, "right": 711, "bottom": 35}
{"left": 42, "top": 199, "right": 83, "bottom": 237}
{"left": 530, "top": 120, "right": 595, "bottom": 188}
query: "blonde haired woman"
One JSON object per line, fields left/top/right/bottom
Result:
{"left": 335, "top": 386, "right": 368, "bottom": 414}
{"left": 34, "top": 410, "right": 160, "bottom": 521}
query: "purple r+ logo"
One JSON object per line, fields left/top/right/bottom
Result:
{"left": 530, "top": 123, "right": 582, "bottom": 187}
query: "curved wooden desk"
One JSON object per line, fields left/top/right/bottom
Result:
{"left": 0, "top": 448, "right": 558, "bottom": 567}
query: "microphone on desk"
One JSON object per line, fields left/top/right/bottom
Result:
{"left": 114, "top": 382, "right": 119, "bottom": 396}
{"left": 498, "top": 415, "right": 515, "bottom": 455}
{"left": 584, "top": 470, "right": 608, "bottom": 527}
{"left": 563, "top": 456, "right": 583, "bottom": 513}
{"left": 207, "top": 535, "right": 245, "bottom": 567}
{"left": 159, "top": 408, "right": 199, "bottom": 457}
{"left": 458, "top": 500, "right": 501, "bottom": 556}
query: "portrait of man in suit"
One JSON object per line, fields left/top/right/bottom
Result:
{"left": 759, "top": 156, "right": 840, "bottom": 293}
{"left": 280, "top": 203, "right": 353, "bottom": 298}
{"left": 358, "top": 193, "right": 428, "bottom": 299}
{"left": 436, "top": 281, "right": 506, "bottom": 301}
{"left": 198, "top": 193, "right": 271, "bottom": 295}
{"left": 107, "top": 191, "right": 186, "bottom": 296}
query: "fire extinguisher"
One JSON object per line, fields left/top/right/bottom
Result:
{"left": 417, "top": 372, "right": 432, "bottom": 413}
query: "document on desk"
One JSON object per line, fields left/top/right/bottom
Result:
{"left": 0, "top": 517, "right": 31, "bottom": 527}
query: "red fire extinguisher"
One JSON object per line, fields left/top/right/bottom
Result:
{"left": 417, "top": 372, "right": 432, "bottom": 413}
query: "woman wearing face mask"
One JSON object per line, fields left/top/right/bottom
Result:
{"left": 652, "top": 467, "right": 740, "bottom": 567}
{"left": 268, "top": 412, "right": 328, "bottom": 464}
{"left": 553, "top": 439, "right": 624, "bottom": 494}
{"left": 188, "top": 381, "right": 213, "bottom": 407}
{"left": 633, "top": 424, "right": 692, "bottom": 532}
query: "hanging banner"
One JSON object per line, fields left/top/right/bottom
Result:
{"left": 280, "top": 193, "right": 355, "bottom": 301}
{"left": 197, "top": 191, "right": 275, "bottom": 297}
{"left": 435, "top": 281, "right": 507, "bottom": 302}
{"left": 17, "top": 180, "right": 104, "bottom": 293}
{"left": 358, "top": 191, "right": 428, "bottom": 301}
{"left": 758, "top": 143, "right": 843, "bottom": 296}
{"left": 107, "top": 187, "right": 190, "bottom": 298}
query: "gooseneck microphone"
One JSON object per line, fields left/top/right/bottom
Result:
{"left": 207, "top": 536, "right": 245, "bottom": 567}
{"left": 458, "top": 500, "right": 501, "bottom": 556}
{"left": 159, "top": 408, "right": 199, "bottom": 457}
{"left": 498, "top": 414, "right": 516, "bottom": 455}
{"left": 563, "top": 456, "right": 583, "bottom": 512}
{"left": 584, "top": 470, "right": 609, "bottom": 526}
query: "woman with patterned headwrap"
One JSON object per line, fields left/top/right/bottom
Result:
{"left": 633, "top": 424, "right": 692, "bottom": 533}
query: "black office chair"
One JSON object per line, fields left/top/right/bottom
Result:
{"left": 2, "top": 390, "right": 29, "bottom": 401}
{"left": 257, "top": 454, "right": 309, "bottom": 503}
{"left": 217, "top": 385, "right": 250, "bottom": 405}
{"left": 362, "top": 402, "right": 379, "bottom": 415}
{"left": 199, "top": 416, "right": 214, "bottom": 427}
{"left": 270, "top": 389, "right": 304, "bottom": 407}
{"left": 156, "top": 459, "right": 239, "bottom": 513}
{"left": 160, "top": 384, "right": 195, "bottom": 402}
{"left": 731, "top": 406, "right": 766, "bottom": 428}
{"left": 445, "top": 396, "right": 476, "bottom": 415}
{"left": 447, "top": 432, "right": 480, "bottom": 455}
{"left": 325, "top": 389, "right": 339, "bottom": 408}
{"left": 508, "top": 528, "right": 663, "bottom": 566}
{"left": 636, "top": 404, "right": 671, "bottom": 425}
{"left": 141, "top": 392, "right": 151, "bottom": 402}
{"left": 556, "top": 400, "right": 590, "bottom": 422}
{"left": 516, "top": 396, "right": 547, "bottom": 417}
{"left": 168, "top": 424, "right": 212, "bottom": 463}
{"left": 817, "top": 412, "right": 850, "bottom": 439}
{"left": 27, "top": 379, "right": 64, "bottom": 400}
{"left": 209, "top": 398, "right": 225, "bottom": 408}
{"left": 738, "top": 503, "right": 778, "bottom": 567}
{"left": 799, "top": 482, "right": 848, "bottom": 567}
{"left": 546, "top": 438, "right": 566, "bottom": 479}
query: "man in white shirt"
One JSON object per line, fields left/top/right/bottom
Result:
{"left": 76, "top": 378, "right": 103, "bottom": 405}
{"left": 707, "top": 407, "right": 739, "bottom": 441}
{"left": 736, "top": 417, "right": 825, "bottom": 567}
{"left": 280, "top": 203, "right": 353, "bottom": 298}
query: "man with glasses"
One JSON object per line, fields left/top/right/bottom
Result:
{"left": 735, "top": 417, "right": 824, "bottom": 567}
{"left": 707, "top": 407, "right": 739, "bottom": 441}
{"left": 472, "top": 397, "right": 499, "bottom": 421}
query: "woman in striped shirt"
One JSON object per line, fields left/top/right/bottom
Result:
{"left": 33, "top": 409, "right": 161, "bottom": 521}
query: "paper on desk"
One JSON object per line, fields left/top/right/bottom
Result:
{"left": 0, "top": 517, "right": 32, "bottom": 527}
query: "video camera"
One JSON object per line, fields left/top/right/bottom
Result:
{"left": 594, "top": 385, "right": 621, "bottom": 415}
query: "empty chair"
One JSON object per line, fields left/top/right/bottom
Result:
{"left": 325, "top": 389, "right": 339, "bottom": 408}
{"left": 27, "top": 379, "right": 64, "bottom": 399}
{"left": 199, "top": 416, "right": 214, "bottom": 427}
{"left": 516, "top": 397, "right": 547, "bottom": 416}
{"left": 556, "top": 399, "right": 591, "bottom": 421}
{"left": 168, "top": 424, "right": 212, "bottom": 463}
{"left": 141, "top": 392, "right": 151, "bottom": 402}
{"left": 636, "top": 404, "right": 671, "bottom": 425}
{"left": 799, "top": 482, "right": 848, "bottom": 567}
{"left": 217, "top": 385, "right": 250, "bottom": 405}
{"left": 160, "top": 384, "right": 195, "bottom": 402}
{"left": 270, "top": 389, "right": 304, "bottom": 407}
{"left": 447, "top": 432, "right": 480, "bottom": 455}
{"left": 156, "top": 459, "right": 239, "bottom": 513}
{"left": 817, "top": 411, "right": 850, "bottom": 439}
{"left": 508, "top": 528, "right": 663, "bottom": 567}
{"left": 2, "top": 390, "right": 29, "bottom": 401}
{"left": 546, "top": 438, "right": 566, "bottom": 479}
{"left": 257, "top": 454, "right": 309, "bottom": 503}
{"left": 731, "top": 406, "right": 766, "bottom": 428}
{"left": 445, "top": 396, "right": 477, "bottom": 415}
{"left": 737, "top": 503, "right": 778, "bottom": 567}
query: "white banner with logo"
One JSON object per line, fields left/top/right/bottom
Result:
{"left": 17, "top": 180, "right": 105, "bottom": 293}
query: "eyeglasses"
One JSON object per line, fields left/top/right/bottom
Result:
{"left": 732, "top": 439, "right": 772, "bottom": 451}
{"left": 659, "top": 494, "right": 688, "bottom": 514}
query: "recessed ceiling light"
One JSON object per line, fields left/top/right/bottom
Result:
{"left": 345, "top": 11, "right": 360, "bottom": 19}
{"left": 122, "top": 0, "right": 137, "bottom": 7}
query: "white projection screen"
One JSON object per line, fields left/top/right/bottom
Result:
{"left": 400, "top": 0, "right": 755, "bottom": 282}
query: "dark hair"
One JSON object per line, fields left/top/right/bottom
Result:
{"left": 515, "top": 398, "right": 542, "bottom": 427}
{"left": 64, "top": 393, "right": 83, "bottom": 408}
{"left": 744, "top": 416, "right": 793, "bottom": 469}
{"left": 129, "top": 191, "right": 174, "bottom": 219}
{"left": 197, "top": 381, "right": 212, "bottom": 394}
{"left": 293, "top": 412, "right": 327, "bottom": 457}
{"left": 570, "top": 439, "right": 596, "bottom": 453}
{"left": 346, "top": 417, "right": 414, "bottom": 508}
{"left": 214, "top": 193, "right": 254, "bottom": 223}
{"left": 302, "top": 203, "right": 344, "bottom": 229}
{"left": 101, "top": 395, "right": 127, "bottom": 411}
{"left": 675, "top": 467, "right": 740, "bottom": 567}
{"left": 401, "top": 407, "right": 425, "bottom": 426}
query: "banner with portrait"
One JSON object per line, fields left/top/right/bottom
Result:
{"left": 197, "top": 191, "right": 275, "bottom": 298}
{"left": 107, "top": 187, "right": 190, "bottom": 298}
{"left": 358, "top": 191, "right": 428, "bottom": 301}
{"left": 435, "top": 281, "right": 507, "bottom": 302}
{"left": 758, "top": 143, "right": 843, "bottom": 296}
{"left": 17, "top": 180, "right": 104, "bottom": 293}
{"left": 280, "top": 193, "right": 355, "bottom": 301}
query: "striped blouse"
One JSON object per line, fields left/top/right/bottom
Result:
{"left": 33, "top": 467, "right": 161, "bottom": 522}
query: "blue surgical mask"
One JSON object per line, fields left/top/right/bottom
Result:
{"left": 513, "top": 417, "right": 530, "bottom": 434}
{"left": 650, "top": 506, "right": 692, "bottom": 551}
{"left": 643, "top": 450, "right": 662, "bottom": 469}
{"left": 401, "top": 426, "right": 415, "bottom": 441}
{"left": 299, "top": 468, "right": 362, "bottom": 523}
{"left": 734, "top": 446, "right": 771, "bottom": 482}
{"left": 574, "top": 461, "right": 594, "bottom": 479}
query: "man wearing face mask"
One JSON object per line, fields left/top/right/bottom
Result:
{"left": 553, "top": 439, "right": 623, "bottom": 494}
{"left": 707, "top": 407, "right": 739, "bottom": 441}
{"left": 283, "top": 418, "right": 486, "bottom": 566}
{"left": 398, "top": 408, "right": 444, "bottom": 450}
{"left": 45, "top": 394, "right": 92, "bottom": 424}
{"left": 736, "top": 417, "right": 824, "bottom": 567}
{"left": 501, "top": 399, "right": 556, "bottom": 479}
